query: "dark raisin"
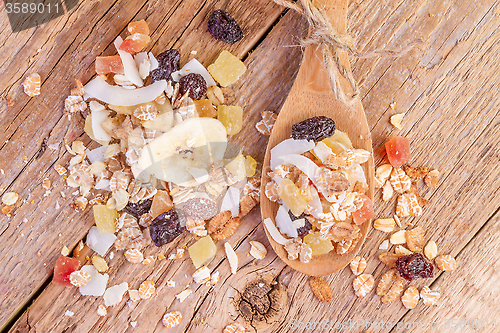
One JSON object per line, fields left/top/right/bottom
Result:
{"left": 150, "top": 49, "right": 180, "bottom": 83}
{"left": 396, "top": 253, "right": 434, "bottom": 281}
{"left": 149, "top": 209, "right": 185, "bottom": 247}
{"left": 292, "top": 116, "right": 336, "bottom": 142}
{"left": 123, "top": 199, "right": 152, "bottom": 217}
{"left": 179, "top": 73, "right": 207, "bottom": 100}
{"left": 207, "top": 10, "right": 244, "bottom": 44}
{"left": 287, "top": 211, "right": 312, "bottom": 237}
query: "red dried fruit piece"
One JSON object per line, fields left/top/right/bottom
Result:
{"left": 128, "top": 20, "right": 149, "bottom": 35}
{"left": 53, "top": 256, "right": 80, "bottom": 287}
{"left": 207, "top": 10, "right": 244, "bottom": 44}
{"left": 119, "top": 33, "right": 151, "bottom": 54}
{"left": 385, "top": 136, "right": 411, "bottom": 168}
{"left": 179, "top": 73, "right": 207, "bottom": 100}
{"left": 150, "top": 49, "right": 180, "bottom": 83}
{"left": 95, "top": 55, "right": 124, "bottom": 75}
{"left": 149, "top": 209, "right": 185, "bottom": 246}
{"left": 292, "top": 116, "right": 336, "bottom": 142}
{"left": 352, "top": 195, "right": 374, "bottom": 225}
{"left": 396, "top": 253, "right": 434, "bottom": 281}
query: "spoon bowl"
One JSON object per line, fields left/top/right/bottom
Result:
{"left": 260, "top": 0, "right": 374, "bottom": 276}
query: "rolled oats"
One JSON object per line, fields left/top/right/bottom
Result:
{"left": 207, "top": 211, "right": 241, "bottom": 241}
{"left": 142, "top": 255, "right": 155, "bottom": 265}
{"left": 2, "top": 192, "right": 19, "bottom": 206}
{"left": 92, "top": 255, "right": 109, "bottom": 272}
{"left": 96, "top": 304, "right": 107, "bottom": 317}
{"left": 64, "top": 95, "right": 87, "bottom": 113}
{"left": 405, "top": 226, "right": 425, "bottom": 252}
{"left": 424, "top": 240, "right": 438, "bottom": 260}
{"left": 373, "top": 218, "right": 395, "bottom": 232}
{"left": 138, "top": 280, "right": 155, "bottom": 299}
{"left": 255, "top": 111, "right": 277, "bottom": 135}
{"left": 390, "top": 230, "right": 407, "bottom": 245}
{"left": 124, "top": 249, "right": 144, "bottom": 264}
{"left": 380, "top": 273, "right": 405, "bottom": 304}
{"left": 353, "top": 274, "right": 374, "bottom": 297}
{"left": 223, "top": 322, "right": 246, "bottom": 333}
{"left": 435, "top": 255, "right": 456, "bottom": 271}
{"left": 389, "top": 168, "right": 411, "bottom": 193}
{"left": 377, "top": 269, "right": 398, "bottom": 296}
{"left": 206, "top": 85, "right": 224, "bottom": 105}
{"left": 336, "top": 239, "right": 353, "bottom": 255}
{"left": 74, "top": 196, "right": 88, "bottom": 211}
{"left": 379, "top": 252, "right": 405, "bottom": 268}
{"left": 350, "top": 256, "right": 367, "bottom": 275}
{"left": 54, "top": 164, "right": 67, "bottom": 176}
{"left": 390, "top": 113, "right": 404, "bottom": 130}
{"left": 401, "top": 286, "right": 420, "bottom": 309}
{"left": 420, "top": 286, "right": 440, "bottom": 306}
{"left": 403, "top": 165, "right": 428, "bottom": 179}
{"left": 376, "top": 164, "right": 393, "bottom": 182}
{"left": 186, "top": 217, "right": 208, "bottom": 237}
{"left": 192, "top": 266, "right": 211, "bottom": 284}
{"left": 129, "top": 289, "right": 140, "bottom": 302}
{"left": 382, "top": 180, "right": 394, "bottom": 201}
{"left": 394, "top": 245, "right": 412, "bottom": 255}
{"left": 249, "top": 241, "right": 267, "bottom": 260}
{"left": 69, "top": 270, "right": 91, "bottom": 287}
{"left": 264, "top": 181, "right": 279, "bottom": 202}
{"left": 70, "top": 79, "right": 85, "bottom": 96}
{"left": 309, "top": 276, "right": 332, "bottom": 303}
{"left": 162, "top": 310, "right": 182, "bottom": 328}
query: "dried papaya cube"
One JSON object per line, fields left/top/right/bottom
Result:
{"left": 217, "top": 105, "right": 243, "bottom": 135}
{"left": 93, "top": 205, "right": 118, "bottom": 233}
{"left": 208, "top": 50, "right": 246, "bottom": 87}
{"left": 128, "top": 20, "right": 149, "bottom": 35}
{"left": 194, "top": 99, "right": 216, "bottom": 118}
{"left": 95, "top": 55, "right": 124, "bottom": 75}
{"left": 53, "top": 256, "right": 80, "bottom": 287}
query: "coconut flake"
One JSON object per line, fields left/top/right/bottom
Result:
{"left": 79, "top": 265, "right": 109, "bottom": 296}
{"left": 84, "top": 76, "right": 167, "bottom": 106}
{"left": 103, "top": 282, "right": 128, "bottom": 306}
{"left": 313, "top": 141, "right": 333, "bottom": 163}
{"left": 114, "top": 36, "right": 143, "bottom": 87}
{"left": 263, "top": 218, "right": 289, "bottom": 245}
{"left": 149, "top": 52, "right": 159, "bottom": 70}
{"left": 275, "top": 205, "right": 298, "bottom": 238}
{"left": 86, "top": 226, "right": 116, "bottom": 256}
{"left": 220, "top": 186, "right": 240, "bottom": 217}
{"left": 307, "top": 186, "right": 322, "bottom": 218}
{"left": 171, "top": 58, "right": 217, "bottom": 87}
{"left": 224, "top": 242, "right": 238, "bottom": 274}
{"left": 134, "top": 52, "right": 148, "bottom": 67}
{"left": 270, "top": 139, "right": 315, "bottom": 170}
{"left": 175, "top": 289, "right": 192, "bottom": 303}
{"left": 65, "top": 310, "right": 74, "bottom": 317}
{"left": 187, "top": 167, "right": 210, "bottom": 184}
{"left": 292, "top": 218, "right": 305, "bottom": 229}
{"left": 90, "top": 101, "right": 111, "bottom": 142}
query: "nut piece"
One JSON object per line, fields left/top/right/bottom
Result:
{"left": 390, "top": 113, "right": 405, "bottom": 130}
{"left": 309, "top": 276, "right": 332, "bottom": 303}
{"left": 224, "top": 242, "right": 238, "bottom": 275}
{"left": 353, "top": 274, "right": 374, "bottom": 297}
{"left": 403, "top": 165, "right": 428, "bottom": 179}
{"left": 206, "top": 86, "right": 224, "bottom": 106}
{"left": 162, "top": 310, "right": 182, "bottom": 328}
{"left": 401, "top": 286, "right": 420, "bottom": 309}
{"left": 376, "top": 164, "right": 392, "bottom": 183}
{"left": 394, "top": 245, "right": 412, "bottom": 255}
{"left": 124, "top": 249, "right": 144, "bottom": 264}
{"left": 373, "top": 218, "right": 395, "bottom": 232}
{"left": 424, "top": 240, "right": 438, "bottom": 260}
{"left": 2, "top": 192, "right": 19, "bottom": 206}
{"left": 390, "top": 168, "right": 411, "bottom": 193}
{"left": 390, "top": 230, "right": 407, "bottom": 245}
{"left": 377, "top": 269, "right": 398, "bottom": 296}
{"left": 138, "top": 280, "right": 155, "bottom": 299}
{"left": 223, "top": 322, "right": 246, "bottom": 333}
{"left": 350, "top": 256, "right": 367, "bottom": 275}
{"left": 382, "top": 180, "right": 394, "bottom": 201}
{"left": 424, "top": 169, "right": 439, "bottom": 188}
{"left": 92, "top": 255, "right": 108, "bottom": 272}
{"left": 207, "top": 211, "right": 241, "bottom": 241}
{"left": 405, "top": 226, "right": 425, "bottom": 251}
{"left": 379, "top": 240, "right": 390, "bottom": 250}
{"left": 69, "top": 270, "right": 91, "bottom": 287}
{"left": 420, "top": 286, "right": 440, "bottom": 306}
{"left": 379, "top": 252, "right": 405, "bottom": 268}
{"left": 435, "top": 255, "right": 457, "bottom": 271}
{"left": 249, "top": 240, "right": 267, "bottom": 260}
{"left": 381, "top": 275, "right": 405, "bottom": 304}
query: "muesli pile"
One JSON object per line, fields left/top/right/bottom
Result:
{"left": 48, "top": 11, "right": 261, "bottom": 330}
{"left": 263, "top": 116, "right": 374, "bottom": 262}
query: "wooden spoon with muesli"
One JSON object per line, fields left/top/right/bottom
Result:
{"left": 260, "top": 0, "right": 374, "bottom": 276}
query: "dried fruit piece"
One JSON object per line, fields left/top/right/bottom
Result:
{"left": 401, "top": 286, "right": 420, "bottom": 309}
{"left": 207, "top": 10, "right": 244, "bottom": 44}
{"left": 224, "top": 323, "right": 246, "bottom": 333}
{"left": 138, "top": 280, "right": 155, "bottom": 299}
{"left": 390, "top": 113, "right": 404, "bottom": 129}
{"left": 303, "top": 232, "right": 334, "bottom": 256}
{"left": 149, "top": 210, "right": 185, "bottom": 246}
{"left": 249, "top": 240, "right": 267, "bottom": 260}
{"left": 162, "top": 310, "right": 182, "bottom": 328}
{"left": 389, "top": 168, "right": 411, "bottom": 193}
{"left": 188, "top": 235, "right": 217, "bottom": 268}
{"left": 93, "top": 205, "right": 118, "bottom": 233}
{"left": 424, "top": 169, "right": 439, "bottom": 188}
{"left": 150, "top": 190, "right": 173, "bottom": 219}
{"left": 217, "top": 105, "right": 243, "bottom": 135}
{"left": 321, "top": 130, "right": 352, "bottom": 154}
{"left": 124, "top": 199, "right": 153, "bottom": 218}
{"left": 292, "top": 116, "right": 335, "bottom": 142}
{"left": 53, "top": 256, "right": 80, "bottom": 287}
{"left": 405, "top": 226, "right": 425, "bottom": 252}
{"left": 278, "top": 178, "right": 307, "bottom": 217}
{"left": 179, "top": 73, "right": 207, "bottom": 100}
{"left": 22, "top": 73, "right": 41, "bottom": 97}
{"left": 379, "top": 252, "right": 405, "bottom": 268}
{"left": 194, "top": 99, "right": 216, "bottom": 118}
{"left": 353, "top": 274, "right": 374, "bottom": 297}
{"left": 350, "top": 256, "right": 367, "bottom": 275}
{"left": 2, "top": 192, "right": 18, "bottom": 205}
{"left": 424, "top": 240, "right": 438, "bottom": 260}
{"left": 245, "top": 156, "right": 257, "bottom": 177}
{"left": 373, "top": 218, "right": 395, "bottom": 232}
{"left": 120, "top": 33, "right": 150, "bottom": 54}
{"left": 92, "top": 256, "right": 108, "bottom": 273}
{"left": 150, "top": 49, "right": 180, "bottom": 83}
{"left": 183, "top": 197, "right": 218, "bottom": 220}
{"left": 128, "top": 20, "right": 149, "bottom": 35}
{"left": 95, "top": 55, "right": 124, "bottom": 75}
{"left": 385, "top": 136, "right": 411, "bottom": 168}
{"left": 208, "top": 50, "right": 246, "bottom": 87}
{"left": 420, "top": 286, "right": 440, "bottom": 305}
{"left": 256, "top": 111, "right": 277, "bottom": 135}
{"left": 125, "top": 249, "right": 144, "bottom": 264}
{"left": 309, "top": 276, "right": 332, "bottom": 303}
{"left": 435, "top": 255, "right": 456, "bottom": 271}
{"left": 397, "top": 253, "right": 434, "bottom": 281}
{"left": 69, "top": 270, "right": 91, "bottom": 287}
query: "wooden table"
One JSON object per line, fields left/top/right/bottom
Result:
{"left": 1, "top": 0, "right": 499, "bottom": 332}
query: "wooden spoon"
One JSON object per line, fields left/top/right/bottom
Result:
{"left": 260, "top": 0, "right": 374, "bottom": 276}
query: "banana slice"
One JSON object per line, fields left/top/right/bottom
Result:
{"left": 138, "top": 117, "right": 227, "bottom": 185}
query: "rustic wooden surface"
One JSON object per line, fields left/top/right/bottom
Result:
{"left": 1, "top": 0, "right": 499, "bottom": 332}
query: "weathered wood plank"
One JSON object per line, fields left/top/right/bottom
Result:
{"left": 0, "top": 0, "right": 283, "bottom": 329}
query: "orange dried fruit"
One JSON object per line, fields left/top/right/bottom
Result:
{"left": 128, "top": 20, "right": 149, "bottom": 35}
{"left": 150, "top": 190, "right": 173, "bottom": 219}
{"left": 119, "top": 33, "right": 150, "bottom": 54}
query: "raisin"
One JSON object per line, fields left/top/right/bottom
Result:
{"left": 179, "top": 73, "right": 207, "bottom": 100}
{"left": 149, "top": 209, "right": 185, "bottom": 247}
{"left": 150, "top": 49, "right": 180, "bottom": 83}
{"left": 292, "top": 116, "right": 336, "bottom": 142}
{"left": 207, "top": 10, "right": 244, "bottom": 44}
{"left": 288, "top": 211, "right": 312, "bottom": 237}
{"left": 123, "top": 199, "right": 152, "bottom": 217}
{"left": 396, "top": 253, "right": 434, "bottom": 281}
